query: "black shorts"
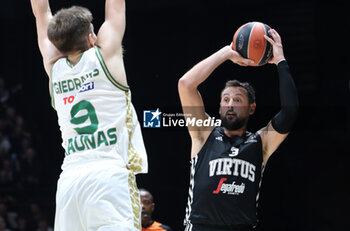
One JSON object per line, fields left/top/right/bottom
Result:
{"left": 185, "top": 223, "right": 254, "bottom": 231}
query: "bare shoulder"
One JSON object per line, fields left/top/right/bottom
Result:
{"left": 96, "top": 45, "right": 128, "bottom": 88}
{"left": 42, "top": 39, "right": 64, "bottom": 76}
{"left": 95, "top": 0, "right": 127, "bottom": 87}
{"left": 190, "top": 127, "right": 215, "bottom": 159}
{"left": 258, "top": 121, "right": 288, "bottom": 164}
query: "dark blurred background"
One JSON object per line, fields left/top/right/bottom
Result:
{"left": 0, "top": 0, "right": 349, "bottom": 230}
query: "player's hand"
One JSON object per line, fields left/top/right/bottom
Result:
{"left": 226, "top": 44, "right": 254, "bottom": 66}
{"left": 264, "top": 29, "right": 285, "bottom": 65}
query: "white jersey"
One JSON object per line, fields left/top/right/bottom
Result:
{"left": 49, "top": 46, "right": 147, "bottom": 174}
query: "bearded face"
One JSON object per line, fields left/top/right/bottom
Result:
{"left": 220, "top": 108, "right": 247, "bottom": 130}
{"left": 219, "top": 87, "right": 256, "bottom": 131}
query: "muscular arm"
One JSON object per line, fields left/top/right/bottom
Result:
{"left": 271, "top": 60, "right": 299, "bottom": 134}
{"left": 96, "top": 0, "right": 127, "bottom": 86}
{"left": 30, "top": 0, "right": 62, "bottom": 75}
{"left": 96, "top": 0, "right": 125, "bottom": 52}
{"left": 259, "top": 29, "right": 299, "bottom": 164}
{"left": 178, "top": 46, "right": 252, "bottom": 158}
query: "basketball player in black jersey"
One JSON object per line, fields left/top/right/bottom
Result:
{"left": 178, "top": 29, "right": 299, "bottom": 231}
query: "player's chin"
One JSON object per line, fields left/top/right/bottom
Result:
{"left": 226, "top": 114, "right": 236, "bottom": 121}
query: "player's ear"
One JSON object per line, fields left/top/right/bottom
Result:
{"left": 151, "top": 203, "right": 155, "bottom": 212}
{"left": 88, "top": 33, "right": 95, "bottom": 47}
{"left": 249, "top": 103, "right": 256, "bottom": 115}
{"left": 219, "top": 105, "right": 224, "bottom": 116}
{"left": 219, "top": 97, "right": 224, "bottom": 115}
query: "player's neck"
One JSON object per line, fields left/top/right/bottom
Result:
{"left": 223, "top": 127, "right": 246, "bottom": 137}
{"left": 142, "top": 218, "right": 153, "bottom": 228}
{"left": 67, "top": 51, "right": 84, "bottom": 66}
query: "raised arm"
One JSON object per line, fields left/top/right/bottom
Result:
{"left": 95, "top": 0, "right": 127, "bottom": 87}
{"left": 259, "top": 29, "right": 299, "bottom": 164}
{"left": 178, "top": 46, "right": 252, "bottom": 158}
{"left": 96, "top": 0, "right": 125, "bottom": 52}
{"left": 30, "top": 0, "right": 62, "bottom": 75}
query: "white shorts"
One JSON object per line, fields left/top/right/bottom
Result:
{"left": 54, "top": 159, "right": 141, "bottom": 231}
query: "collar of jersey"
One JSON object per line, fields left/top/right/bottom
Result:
{"left": 66, "top": 51, "right": 85, "bottom": 68}
{"left": 218, "top": 127, "right": 250, "bottom": 147}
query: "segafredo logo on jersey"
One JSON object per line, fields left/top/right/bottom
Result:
{"left": 213, "top": 178, "right": 246, "bottom": 195}
{"left": 78, "top": 81, "right": 94, "bottom": 93}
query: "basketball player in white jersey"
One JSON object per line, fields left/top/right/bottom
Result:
{"left": 30, "top": 0, "right": 147, "bottom": 230}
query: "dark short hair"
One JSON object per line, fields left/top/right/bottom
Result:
{"left": 221, "top": 80, "right": 256, "bottom": 104}
{"left": 48, "top": 6, "right": 93, "bottom": 54}
{"left": 139, "top": 188, "right": 154, "bottom": 202}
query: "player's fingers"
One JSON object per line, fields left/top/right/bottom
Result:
{"left": 239, "top": 58, "right": 254, "bottom": 66}
{"left": 268, "top": 29, "right": 277, "bottom": 39}
{"left": 247, "top": 59, "right": 254, "bottom": 65}
{"left": 264, "top": 34, "right": 274, "bottom": 45}
{"left": 270, "top": 29, "right": 281, "bottom": 43}
{"left": 231, "top": 49, "right": 254, "bottom": 65}
{"left": 242, "top": 58, "right": 254, "bottom": 65}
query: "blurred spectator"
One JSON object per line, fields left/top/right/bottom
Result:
{"left": 9, "top": 123, "right": 31, "bottom": 156}
{"left": 0, "top": 132, "right": 11, "bottom": 158}
{"left": 0, "top": 202, "right": 8, "bottom": 223}
{"left": 0, "top": 215, "right": 10, "bottom": 231}
{"left": 5, "top": 108, "right": 16, "bottom": 131}
{"left": 15, "top": 215, "right": 29, "bottom": 231}
{"left": 0, "top": 78, "right": 9, "bottom": 105}
{"left": 27, "top": 202, "right": 41, "bottom": 230}
{"left": 0, "top": 78, "right": 22, "bottom": 110}
{"left": 36, "top": 215, "right": 53, "bottom": 231}
{"left": 0, "top": 170, "right": 13, "bottom": 190}
{"left": 20, "top": 148, "right": 39, "bottom": 187}
{"left": 0, "top": 159, "right": 15, "bottom": 191}
{"left": 0, "top": 78, "right": 52, "bottom": 230}
{"left": 140, "top": 188, "right": 172, "bottom": 231}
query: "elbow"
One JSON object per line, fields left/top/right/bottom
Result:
{"left": 281, "top": 93, "right": 299, "bottom": 115}
{"left": 178, "top": 77, "right": 187, "bottom": 90}
{"left": 178, "top": 76, "right": 196, "bottom": 92}
{"left": 291, "top": 95, "right": 300, "bottom": 115}
{"left": 272, "top": 99, "right": 299, "bottom": 134}
{"left": 282, "top": 103, "right": 299, "bottom": 120}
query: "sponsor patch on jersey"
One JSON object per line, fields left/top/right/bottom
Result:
{"left": 216, "top": 136, "right": 223, "bottom": 142}
{"left": 244, "top": 139, "right": 257, "bottom": 144}
{"left": 78, "top": 81, "right": 94, "bottom": 93}
{"left": 213, "top": 178, "right": 246, "bottom": 195}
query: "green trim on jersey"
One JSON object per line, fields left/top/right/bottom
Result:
{"left": 49, "top": 65, "right": 56, "bottom": 110}
{"left": 66, "top": 59, "right": 73, "bottom": 68}
{"left": 66, "top": 52, "right": 84, "bottom": 68}
{"left": 94, "top": 46, "right": 129, "bottom": 92}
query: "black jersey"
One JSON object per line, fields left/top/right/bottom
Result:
{"left": 184, "top": 127, "right": 264, "bottom": 229}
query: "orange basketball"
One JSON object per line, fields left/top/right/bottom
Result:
{"left": 232, "top": 22, "right": 273, "bottom": 66}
